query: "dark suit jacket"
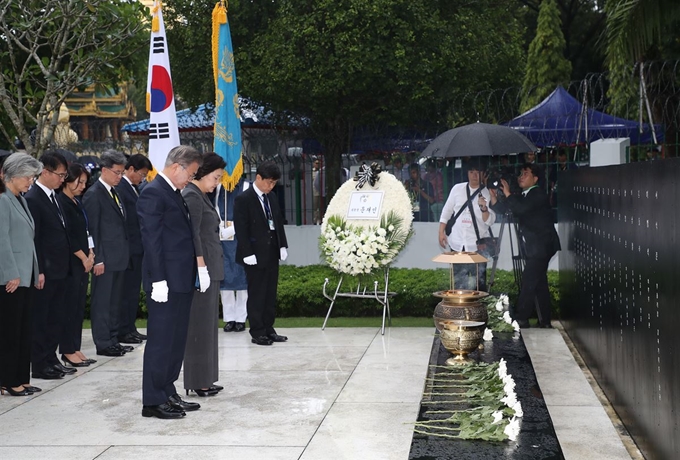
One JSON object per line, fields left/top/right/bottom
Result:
{"left": 136, "top": 175, "right": 196, "bottom": 293}
{"left": 82, "top": 180, "right": 130, "bottom": 272}
{"left": 116, "top": 178, "right": 143, "bottom": 256}
{"left": 58, "top": 193, "right": 89, "bottom": 274}
{"left": 491, "top": 187, "right": 560, "bottom": 260}
{"left": 25, "top": 184, "right": 70, "bottom": 280}
{"left": 182, "top": 182, "right": 224, "bottom": 281}
{"left": 234, "top": 186, "right": 288, "bottom": 267}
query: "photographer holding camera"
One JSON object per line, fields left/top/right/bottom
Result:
{"left": 438, "top": 162, "right": 496, "bottom": 291}
{"left": 489, "top": 163, "right": 560, "bottom": 328}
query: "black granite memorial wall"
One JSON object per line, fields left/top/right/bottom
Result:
{"left": 559, "top": 159, "right": 680, "bottom": 460}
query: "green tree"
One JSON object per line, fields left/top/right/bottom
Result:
{"left": 242, "top": 0, "right": 524, "bottom": 199}
{"left": 0, "top": 0, "right": 147, "bottom": 156}
{"left": 520, "top": 0, "right": 572, "bottom": 112}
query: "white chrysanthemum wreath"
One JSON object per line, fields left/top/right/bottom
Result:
{"left": 320, "top": 164, "right": 414, "bottom": 276}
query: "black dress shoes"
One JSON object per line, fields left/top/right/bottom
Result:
{"left": 133, "top": 331, "right": 147, "bottom": 340}
{"left": 268, "top": 333, "right": 288, "bottom": 342}
{"left": 32, "top": 367, "right": 65, "bottom": 380}
{"left": 97, "top": 345, "right": 126, "bottom": 357}
{"left": 118, "top": 333, "right": 143, "bottom": 344}
{"left": 168, "top": 393, "right": 200, "bottom": 411}
{"left": 223, "top": 321, "right": 236, "bottom": 332}
{"left": 62, "top": 355, "right": 90, "bottom": 367}
{"left": 53, "top": 363, "right": 77, "bottom": 374}
{"left": 251, "top": 335, "right": 273, "bottom": 346}
{"left": 115, "top": 344, "right": 134, "bottom": 353}
{"left": 142, "top": 402, "right": 186, "bottom": 419}
{"left": 210, "top": 385, "right": 224, "bottom": 392}
{"left": 234, "top": 322, "right": 246, "bottom": 332}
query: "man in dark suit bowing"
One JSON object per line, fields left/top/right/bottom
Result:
{"left": 25, "top": 151, "right": 73, "bottom": 380}
{"left": 234, "top": 162, "right": 289, "bottom": 346}
{"left": 137, "top": 145, "right": 203, "bottom": 419}
{"left": 489, "top": 163, "right": 560, "bottom": 328}
{"left": 83, "top": 150, "right": 131, "bottom": 357}
{"left": 116, "top": 154, "right": 152, "bottom": 344}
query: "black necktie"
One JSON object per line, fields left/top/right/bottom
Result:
{"left": 176, "top": 189, "right": 190, "bottom": 219}
{"left": 51, "top": 193, "right": 65, "bottom": 226}
{"left": 262, "top": 194, "right": 272, "bottom": 220}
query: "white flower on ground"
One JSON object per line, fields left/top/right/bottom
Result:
{"left": 498, "top": 358, "right": 508, "bottom": 379}
{"left": 504, "top": 416, "right": 521, "bottom": 441}
{"left": 512, "top": 320, "right": 520, "bottom": 331}
{"left": 495, "top": 300, "right": 504, "bottom": 311}
{"left": 500, "top": 294, "right": 509, "bottom": 306}
{"left": 483, "top": 328, "right": 493, "bottom": 341}
{"left": 503, "top": 379, "right": 516, "bottom": 395}
{"left": 512, "top": 401, "right": 523, "bottom": 418}
{"left": 492, "top": 410, "right": 503, "bottom": 425}
{"left": 501, "top": 391, "right": 517, "bottom": 409}
{"left": 502, "top": 311, "right": 512, "bottom": 324}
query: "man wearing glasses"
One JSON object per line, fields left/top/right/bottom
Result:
{"left": 83, "top": 150, "right": 131, "bottom": 357}
{"left": 25, "top": 150, "right": 73, "bottom": 380}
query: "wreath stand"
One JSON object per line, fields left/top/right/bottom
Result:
{"left": 321, "top": 267, "right": 397, "bottom": 335}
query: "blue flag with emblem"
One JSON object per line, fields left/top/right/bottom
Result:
{"left": 212, "top": 1, "right": 242, "bottom": 192}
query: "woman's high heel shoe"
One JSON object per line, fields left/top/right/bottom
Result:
{"left": 22, "top": 385, "right": 42, "bottom": 393}
{"left": 186, "top": 388, "right": 218, "bottom": 397}
{"left": 62, "top": 355, "right": 90, "bottom": 367}
{"left": 1, "top": 386, "right": 31, "bottom": 396}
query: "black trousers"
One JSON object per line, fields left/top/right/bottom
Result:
{"left": 142, "top": 291, "right": 193, "bottom": 406}
{"left": 32, "top": 279, "right": 67, "bottom": 370}
{"left": 119, "top": 254, "right": 143, "bottom": 336}
{"left": 0, "top": 287, "right": 33, "bottom": 387}
{"left": 60, "top": 268, "right": 88, "bottom": 354}
{"left": 245, "top": 238, "right": 280, "bottom": 338}
{"left": 515, "top": 257, "right": 551, "bottom": 324}
{"left": 90, "top": 269, "right": 125, "bottom": 350}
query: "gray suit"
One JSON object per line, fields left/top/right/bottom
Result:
{"left": 181, "top": 182, "right": 224, "bottom": 390}
{"left": 0, "top": 192, "right": 39, "bottom": 287}
{"left": 83, "top": 180, "right": 130, "bottom": 351}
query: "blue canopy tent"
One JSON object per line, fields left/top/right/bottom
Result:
{"left": 503, "top": 86, "right": 662, "bottom": 147}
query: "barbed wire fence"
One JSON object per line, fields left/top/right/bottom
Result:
{"left": 52, "top": 61, "right": 680, "bottom": 224}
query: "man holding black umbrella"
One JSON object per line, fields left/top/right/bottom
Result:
{"left": 489, "top": 163, "right": 560, "bottom": 328}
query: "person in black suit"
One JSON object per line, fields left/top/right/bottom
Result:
{"left": 137, "top": 145, "right": 203, "bottom": 419}
{"left": 489, "top": 163, "right": 561, "bottom": 328}
{"left": 83, "top": 150, "right": 131, "bottom": 357}
{"left": 234, "top": 162, "right": 289, "bottom": 346}
{"left": 25, "top": 151, "right": 74, "bottom": 380}
{"left": 116, "top": 154, "right": 152, "bottom": 344}
{"left": 58, "top": 163, "right": 96, "bottom": 368}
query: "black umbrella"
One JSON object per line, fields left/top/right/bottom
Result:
{"left": 77, "top": 154, "right": 101, "bottom": 169}
{"left": 420, "top": 122, "right": 537, "bottom": 158}
{"left": 51, "top": 148, "right": 78, "bottom": 163}
{"left": 0, "top": 149, "right": 12, "bottom": 159}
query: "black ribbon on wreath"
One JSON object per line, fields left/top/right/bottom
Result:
{"left": 354, "top": 162, "right": 382, "bottom": 189}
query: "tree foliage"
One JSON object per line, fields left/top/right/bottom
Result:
{"left": 241, "top": 0, "right": 525, "bottom": 199}
{"left": 0, "top": 0, "right": 147, "bottom": 156}
{"left": 520, "top": 0, "right": 572, "bottom": 112}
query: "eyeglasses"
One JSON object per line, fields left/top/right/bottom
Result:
{"left": 181, "top": 164, "right": 196, "bottom": 180}
{"left": 45, "top": 169, "right": 68, "bottom": 179}
{"left": 134, "top": 169, "right": 148, "bottom": 179}
{"left": 105, "top": 167, "right": 124, "bottom": 177}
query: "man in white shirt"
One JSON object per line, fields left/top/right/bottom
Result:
{"left": 438, "top": 163, "right": 496, "bottom": 291}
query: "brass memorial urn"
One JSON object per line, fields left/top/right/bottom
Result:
{"left": 431, "top": 252, "right": 489, "bottom": 365}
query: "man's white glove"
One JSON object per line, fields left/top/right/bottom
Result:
{"left": 243, "top": 255, "right": 257, "bottom": 265}
{"left": 219, "top": 224, "right": 236, "bottom": 240}
{"left": 151, "top": 280, "right": 169, "bottom": 303}
{"left": 280, "top": 247, "right": 288, "bottom": 261}
{"left": 198, "top": 266, "right": 210, "bottom": 293}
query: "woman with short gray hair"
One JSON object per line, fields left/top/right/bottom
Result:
{"left": 0, "top": 153, "right": 43, "bottom": 396}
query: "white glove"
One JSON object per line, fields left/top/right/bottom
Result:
{"left": 198, "top": 266, "right": 210, "bottom": 293}
{"left": 243, "top": 255, "right": 257, "bottom": 265}
{"left": 219, "top": 224, "right": 236, "bottom": 240}
{"left": 151, "top": 280, "right": 169, "bottom": 303}
{"left": 280, "top": 247, "right": 288, "bottom": 261}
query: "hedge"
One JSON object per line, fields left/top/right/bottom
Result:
{"left": 85, "top": 266, "right": 559, "bottom": 320}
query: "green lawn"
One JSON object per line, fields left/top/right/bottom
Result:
{"left": 82, "top": 317, "right": 434, "bottom": 329}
